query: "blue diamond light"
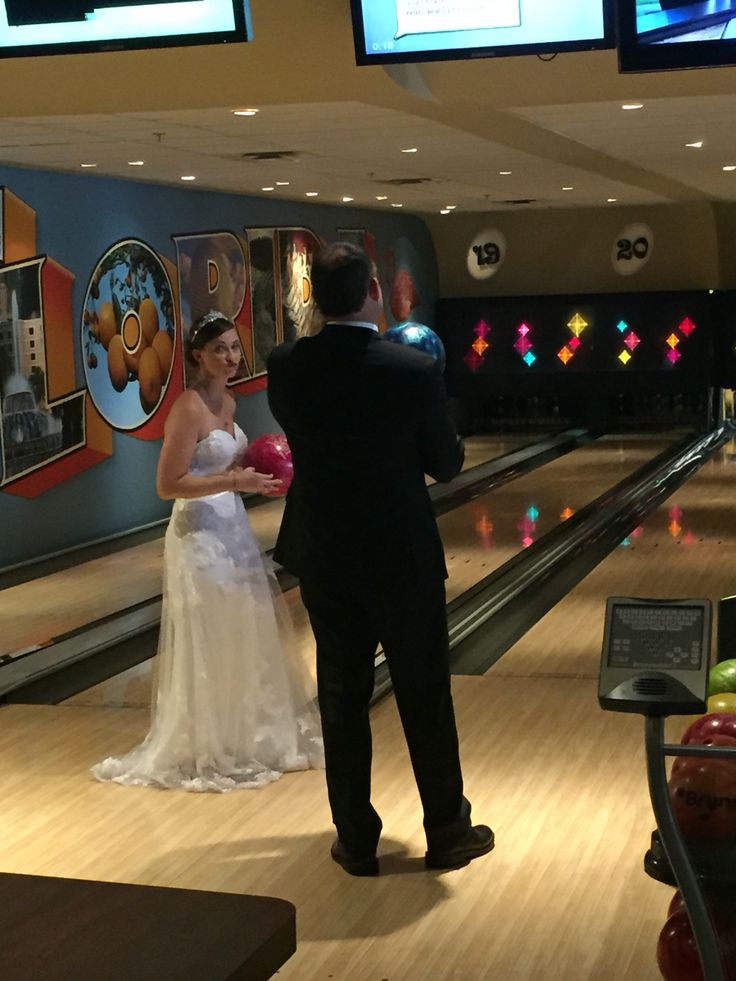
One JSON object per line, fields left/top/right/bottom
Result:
{"left": 616, "top": 320, "right": 628, "bottom": 333}
{"left": 523, "top": 351, "right": 536, "bottom": 366}
{"left": 527, "top": 506, "right": 539, "bottom": 522}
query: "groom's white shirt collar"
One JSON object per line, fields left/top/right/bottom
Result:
{"left": 327, "top": 320, "right": 379, "bottom": 332}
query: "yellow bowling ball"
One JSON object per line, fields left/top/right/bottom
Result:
{"left": 707, "top": 691, "right": 736, "bottom": 714}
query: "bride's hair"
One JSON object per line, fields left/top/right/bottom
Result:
{"left": 185, "top": 311, "right": 235, "bottom": 366}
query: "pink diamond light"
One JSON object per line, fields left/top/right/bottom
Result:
{"left": 624, "top": 331, "right": 640, "bottom": 351}
{"left": 568, "top": 336, "right": 581, "bottom": 351}
{"left": 517, "top": 323, "right": 530, "bottom": 337}
{"left": 474, "top": 320, "right": 491, "bottom": 337}
{"left": 666, "top": 348, "right": 681, "bottom": 364}
{"left": 514, "top": 337, "right": 533, "bottom": 356}
{"left": 679, "top": 317, "right": 696, "bottom": 337}
{"left": 464, "top": 350, "right": 483, "bottom": 372}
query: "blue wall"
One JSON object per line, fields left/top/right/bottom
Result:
{"left": 0, "top": 165, "right": 438, "bottom": 568}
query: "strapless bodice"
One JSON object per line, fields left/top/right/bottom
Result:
{"left": 188, "top": 424, "right": 247, "bottom": 477}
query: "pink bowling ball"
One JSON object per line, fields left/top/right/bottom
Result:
{"left": 242, "top": 433, "right": 293, "bottom": 496}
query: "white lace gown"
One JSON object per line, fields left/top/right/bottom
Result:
{"left": 92, "top": 425, "right": 324, "bottom": 792}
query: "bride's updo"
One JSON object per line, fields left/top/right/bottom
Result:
{"left": 185, "top": 311, "right": 235, "bottom": 367}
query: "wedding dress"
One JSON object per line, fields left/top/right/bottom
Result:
{"left": 92, "top": 424, "right": 324, "bottom": 792}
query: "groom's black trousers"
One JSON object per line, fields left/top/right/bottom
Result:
{"left": 300, "top": 572, "right": 468, "bottom": 857}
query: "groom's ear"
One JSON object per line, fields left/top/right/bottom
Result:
{"left": 368, "top": 275, "right": 382, "bottom": 301}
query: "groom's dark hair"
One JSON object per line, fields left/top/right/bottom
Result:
{"left": 311, "top": 242, "right": 372, "bottom": 318}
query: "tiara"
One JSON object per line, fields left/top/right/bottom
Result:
{"left": 189, "top": 310, "right": 230, "bottom": 344}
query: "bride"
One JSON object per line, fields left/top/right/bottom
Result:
{"left": 93, "top": 311, "right": 323, "bottom": 792}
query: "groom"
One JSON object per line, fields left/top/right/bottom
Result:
{"left": 267, "top": 242, "right": 493, "bottom": 875}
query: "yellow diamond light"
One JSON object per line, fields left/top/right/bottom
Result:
{"left": 567, "top": 313, "right": 589, "bottom": 337}
{"left": 667, "top": 333, "right": 680, "bottom": 348}
{"left": 618, "top": 350, "right": 632, "bottom": 365}
{"left": 557, "top": 346, "right": 573, "bottom": 365}
{"left": 472, "top": 337, "right": 489, "bottom": 356}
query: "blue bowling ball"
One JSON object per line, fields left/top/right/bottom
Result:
{"left": 383, "top": 321, "right": 446, "bottom": 372}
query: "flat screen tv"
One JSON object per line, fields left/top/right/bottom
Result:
{"left": 350, "top": 0, "right": 613, "bottom": 65}
{"left": 618, "top": 0, "right": 736, "bottom": 72}
{"left": 0, "top": 0, "right": 251, "bottom": 57}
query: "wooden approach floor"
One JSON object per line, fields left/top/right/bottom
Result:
{"left": 0, "top": 677, "right": 673, "bottom": 981}
{"left": 4, "top": 431, "right": 728, "bottom": 980}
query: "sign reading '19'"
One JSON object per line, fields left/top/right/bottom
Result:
{"left": 467, "top": 228, "right": 506, "bottom": 280}
{"left": 612, "top": 223, "right": 654, "bottom": 277}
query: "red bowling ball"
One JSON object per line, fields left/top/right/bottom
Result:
{"left": 242, "top": 434, "right": 293, "bottom": 496}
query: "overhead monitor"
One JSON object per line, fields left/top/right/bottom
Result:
{"left": 350, "top": 0, "right": 613, "bottom": 65}
{"left": 0, "top": 1, "right": 251, "bottom": 58}
{"left": 618, "top": 0, "right": 736, "bottom": 72}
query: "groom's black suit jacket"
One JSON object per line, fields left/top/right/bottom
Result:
{"left": 267, "top": 323, "right": 463, "bottom": 595}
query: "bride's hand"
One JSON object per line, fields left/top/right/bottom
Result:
{"left": 232, "top": 466, "right": 283, "bottom": 496}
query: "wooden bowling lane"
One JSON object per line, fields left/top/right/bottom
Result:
{"left": 438, "top": 433, "right": 681, "bottom": 602}
{"left": 494, "top": 434, "right": 736, "bottom": 682}
{"left": 65, "top": 432, "right": 678, "bottom": 711}
{"left": 0, "top": 435, "right": 541, "bottom": 659}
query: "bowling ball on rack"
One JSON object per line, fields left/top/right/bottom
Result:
{"left": 657, "top": 909, "right": 703, "bottom": 981}
{"left": 709, "top": 692, "right": 736, "bottom": 714}
{"left": 710, "top": 659, "right": 736, "bottom": 696}
{"left": 242, "top": 434, "right": 293, "bottom": 497}
{"left": 382, "top": 321, "right": 446, "bottom": 372}
{"left": 682, "top": 713, "right": 736, "bottom": 747}
{"left": 669, "top": 749, "right": 736, "bottom": 839}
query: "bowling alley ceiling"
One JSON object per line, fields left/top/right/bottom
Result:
{"left": 2, "top": 0, "right": 736, "bottom": 217}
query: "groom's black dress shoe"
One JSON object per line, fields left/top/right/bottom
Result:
{"left": 330, "top": 839, "right": 379, "bottom": 877}
{"left": 425, "top": 825, "right": 495, "bottom": 870}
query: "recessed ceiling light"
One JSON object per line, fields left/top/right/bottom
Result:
{"left": 305, "top": 191, "right": 319, "bottom": 197}
{"left": 685, "top": 141, "right": 704, "bottom": 148}
{"left": 376, "top": 195, "right": 388, "bottom": 201}
{"left": 401, "top": 147, "right": 418, "bottom": 153}
{"left": 128, "top": 160, "right": 145, "bottom": 166}
{"left": 262, "top": 186, "right": 275, "bottom": 191}
{"left": 440, "top": 209, "right": 451, "bottom": 215}
{"left": 180, "top": 175, "right": 196, "bottom": 181}
{"left": 276, "top": 181, "right": 290, "bottom": 186}
{"left": 562, "top": 186, "right": 574, "bottom": 191}
{"left": 391, "top": 203, "right": 403, "bottom": 208}
{"left": 342, "top": 196, "right": 354, "bottom": 202}
{"left": 445, "top": 205, "right": 457, "bottom": 210}
{"left": 232, "top": 108, "right": 259, "bottom": 116}
{"left": 80, "top": 163, "right": 97, "bottom": 168}
{"left": 723, "top": 165, "right": 736, "bottom": 172}
{"left": 607, "top": 198, "right": 617, "bottom": 202}
{"left": 499, "top": 170, "right": 512, "bottom": 175}
{"left": 622, "top": 103, "right": 644, "bottom": 110}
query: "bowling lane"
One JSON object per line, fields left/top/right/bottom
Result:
{"left": 1, "top": 433, "right": 535, "bottom": 658}
{"left": 494, "top": 434, "right": 736, "bottom": 680}
{"left": 438, "top": 433, "right": 682, "bottom": 603}
{"left": 64, "top": 431, "right": 680, "bottom": 710}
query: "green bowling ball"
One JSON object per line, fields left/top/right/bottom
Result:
{"left": 708, "top": 658, "right": 736, "bottom": 696}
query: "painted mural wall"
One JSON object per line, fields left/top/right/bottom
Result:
{"left": 0, "top": 165, "right": 437, "bottom": 569}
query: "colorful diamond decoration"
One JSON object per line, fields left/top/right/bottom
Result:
{"left": 558, "top": 346, "right": 573, "bottom": 365}
{"left": 472, "top": 337, "right": 489, "bottom": 356}
{"left": 567, "top": 313, "right": 588, "bottom": 337}
{"left": 667, "top": 348, "right": 681, "bottom": 364}
{"left": 560, "top": 507, "right": 575, "bottom": 521}
{"left": 523, "top": 351, "right": 536, "bottom": 366}
{"left": 474, "top": 319, "right": 491, "bottom": 337}
{"left": 618, "top": 350, "right": 632, "bottom": 365}
{"left": 526, "top": 506, "right": 539, "bottom": 522}
{"left": 568, "top": 336, "right": 581, "bottom": 351}
{"left": 463, "top": 351, "right": 483, "bottom": 372}
{"left": 616, "top": 320, "right": 629, "bottom": 334}
{"left": 666, "top": 333, "right": 680, "bottom": 349}
{"left": 521, "top": 535, "right": 534, "bottom": 549}
{"left": 514, "top": 337, "right": 533, "bottom": 356}
{"left": 679, "top": 317, "right": 696, "bottom": 337}
{"left": 517, "top": 322, "right": 530, "bottom": 337}
{"left": 624, "top": 331, "right": 640, "bottom": 351}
